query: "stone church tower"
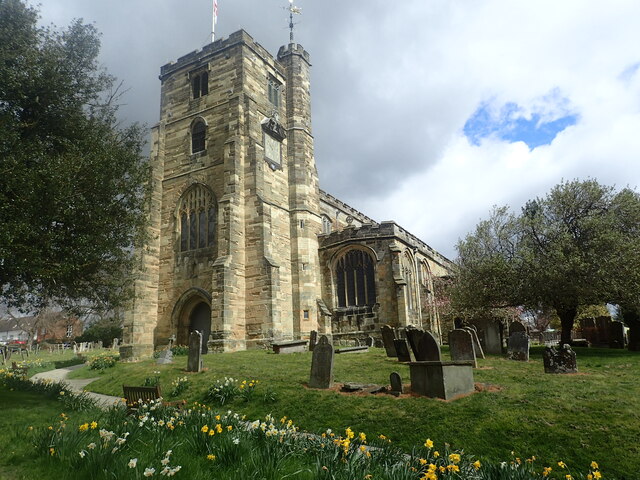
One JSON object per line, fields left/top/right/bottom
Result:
{"left": 121, "top": 31, "right": 322, "bottom": 359}
{"left": 121, "top": 30, "right": 455, "bottom": 361}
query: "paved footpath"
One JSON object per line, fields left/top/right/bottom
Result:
{"left": 31, "top": 364, "right": 122, "bottom": 408}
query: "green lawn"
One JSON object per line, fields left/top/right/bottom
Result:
{"left": 62, "top": 346, "right": 640, "bottom": 479}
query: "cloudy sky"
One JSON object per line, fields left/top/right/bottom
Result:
{"left": 36, "top": 0, "right": 640, "bottom": 259}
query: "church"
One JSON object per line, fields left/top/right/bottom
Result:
{"left": 120, "top": 29, "right": 454, "bottom": 360}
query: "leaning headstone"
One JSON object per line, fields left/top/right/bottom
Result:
{"left": 464, "top": 327, "right": 485, "bottom": 359}
{"left": 156, "top": 348, "right": 174, "bottom": 365}
{"left": 309, "top": 330, "right": 318, "bottom": 351}
{"left": 389, "top": 371, "right": 403, "bottom": 396}
{"left": 406, "top": 328, "right": 426, "bottom": 360}
{"left": 449, "top": 329, "right": 477, "bottom": 368}
{"left": 393, "top": 339, "right": 412, "bottom": 362}
{"left": 543, "top": 344, "right": 577, "bottom": 373}
{"left": 509, "top": 321, "right": 526, "bottom": 335}
{"left": 507, "top": 331, "right": 530, "bottom": 361}
{"left": 380, "top": 325, "right": 397, "bottom": 357}
{"left": 609, "top": 321, "right": 626, "bottom": 349}
{"left": 417, "top": 331, "right": 441, "bottom": 362}
{"left": 309, "top": 335, "right": 333, "bottom": 389}
{"left": 187, "top": 331, "right": 203, "bottom": 372}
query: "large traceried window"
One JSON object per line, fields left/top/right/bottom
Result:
{"left": 335, "top": 249, "right": 376, "bottom": 308}
{"left": 178, "top": 184, "right": 216, "bottom": 252}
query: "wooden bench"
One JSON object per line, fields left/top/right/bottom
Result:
{"left": 122, "top": 385, "right": 186, "bottom": 413}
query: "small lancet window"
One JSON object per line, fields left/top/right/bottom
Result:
{"left": 191, "top": 120, "right": 206, "bottom": 154}
{"left": 192, "top": 70, "right": 209, "bottom": 99}
{"left": 268, "top": 76, "right": 281, "bottom": 108}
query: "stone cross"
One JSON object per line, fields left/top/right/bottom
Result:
{"left": 380, "top": 325, "right": 397, "bottom": 357}
{"left": 507, "top": 331, "right": 530, "bottom": 361}
{"left": 393, "top": 338, "right": 412, "bottom": 362}
{"left": 449, "top": 329, "right": 477, "bottom": 367}
{"left": 417, "top": 331, "right": 441, "bottom": 362}
{"left": 389, "top": 371, "right": 403, "bottom": 396}
{"left": 309, "top": 335, "right": 333, "bottom": 389}
{"left": 187, "top": 330, "right": 203, "bottom": 372}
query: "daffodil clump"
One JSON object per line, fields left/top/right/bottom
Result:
{"left": 88, "top": 354, "right": 118, "bottom": 371}
{"left": 205, "top": 377, "right": 259, "bottom": 405}
{"left": 24, "top": 398, "right": 606, "bottom": 480}
{"left": 168, "top": 376, "right": 190, "bottom": 398}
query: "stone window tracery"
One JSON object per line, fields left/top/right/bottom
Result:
{"left": 335, "top": 249, "right": 376, "bottom": 308}
{"left": 402, "top": 253, "right": 418, "bottom": 311}
{"left": 178, "top": 185, "right": 216, "bottom": 252}
{"left": 268, "top": 76, "right": 281, "bottom": 108}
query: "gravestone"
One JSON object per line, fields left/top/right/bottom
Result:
{"left": 97, "top": 340, "right": 103, "bottom": 349}
{"left": 509, "top": 321, "right": 526, "bottom": 335}
{"left": 483, "top": 319, "right": 503, "bottom": 354}
{"left": 393, "top": 339, "right": 412, "bottom": 362}
{"left": 389, "top": 371, "right": 403, "bottom": 396}
{"left": 380, "top": 325, "right": 397, "bottom": 357}
{"left": 463, "top": 327, "right": 485, "bottom": 359}
{"left": 156, "top": 348, "right": 174, "bottom": 365}
{"left": 187, "top": 331, "right": 203, "bottom": 372}
{"left": 309, "top": 330, "right": 318, "bottom": 351}
{"left": 364, "top": 335, "right": 374, "bottom": 347}
{"left": 309, "top": 335, "right": 334, "bottom": 389}
{"left": 543, "top": 344, "right": 577, "bottom": 373}
{"left": 595, "top": 315, "right": 612, "bottom": 345}
{"left": 417, "top": 331, "right": 441, "bottom": 362}
{"left": 112, "top": 338, "right": 119, "bottom": 349}
{"left": 507, "top": 331, "right": 530, "bottom": 361}
{"left": 406, "top": 327, "right": 426, "bottom": 360}
{"left": 609, "top": 321, "right": 626, "bottom": 349}
{"left": 449, "top": 329, "right": 477, "bottom": 368}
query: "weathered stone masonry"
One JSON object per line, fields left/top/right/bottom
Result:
{"left": 121, "top": 30, "right": 453, "bottom": 360}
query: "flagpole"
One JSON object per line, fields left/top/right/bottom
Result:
{"left": 212, "top": 0, "right": 218, "bottom": 43}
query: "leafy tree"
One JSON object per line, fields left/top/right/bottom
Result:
{"left": 74, "top": 316, "right": 122, "bottom": 347}
{"left": 0, "top": 0, "right": 149, "bottom": 313}
{"left": 454, "top": 179, "right": 640, "bottom": 346}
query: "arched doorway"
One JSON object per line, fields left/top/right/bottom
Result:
{"left": 189, "top": 302, "right": 211, "bottom": 354}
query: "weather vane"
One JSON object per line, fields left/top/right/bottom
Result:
{"left": 288, "top": 0, "right": 302, "bottom": 43}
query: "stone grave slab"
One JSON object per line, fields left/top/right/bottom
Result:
{"left": 543, "top": 344, "right": 577, "bottom": 373}
{"left": 393, "top": 339, "right": 412, "bottom": 362}
{"left": 417, "top": 331, "right": 441, "bottom": 362}
{"left": 309, "top": 335, "right": 333, "bottom": 389}
{"left": 389, "top": 371, "right": 403, "bottom": 396}
{"left": 507, "top": 331, "right": 530, "bottom": 361}
{"left": 409, "top": 361, "right": 475, "bottom": 400}
{"left": 449, "top": 329, "right": 477, "bottom": 367}
{"left": 335, "top": 346, "right": 369, "bottom": 354}
{"left": 464, "top": 327, "right": 485, "bottom": 359}
{"left": 272, "top": 340, "right": 307, "bottom": 354}
{"left": 380, "top": 325, "right": 397, "bottom": 357}
{"left": 187, "top": 331, "right": 203, "bottom": 372}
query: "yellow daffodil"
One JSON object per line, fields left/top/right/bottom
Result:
{"left": 424, "top": 438, "right": 433, "bottom": 449}
{"left": 591, "top": 461, "right": 599, "bottom": 470}
{"left": 473, "top": 460, "right": 481, "bottom": 470}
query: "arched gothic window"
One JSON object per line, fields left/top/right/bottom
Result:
{"left": 178, "top": 185, "right": 216, "bottom": 252}
{"left": 335, "top": 249, "right": 376, "bottom": 308}
{"left": 191, "top": 120, "right": 206, "bottom": 154}
{"left": 321, "top": 215, "right": 332, "bottom": 234}
{"left": 402, "top": 253, "right": 418, "bottom": 311}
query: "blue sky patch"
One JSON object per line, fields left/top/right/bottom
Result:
{"left": 464, "top": 96, "right": 579, "bottom": 149}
